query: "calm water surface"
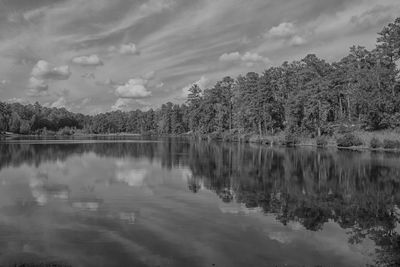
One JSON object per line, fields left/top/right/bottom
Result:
{"left": 0, "top": 137, "right": 399, "bottom": 267}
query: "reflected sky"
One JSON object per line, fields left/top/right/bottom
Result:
{"left": 0, "top": 139, "right": 398, "bottom": 267}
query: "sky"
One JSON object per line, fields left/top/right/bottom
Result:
{"left": 0, "top": 0, "right": 399, "bottom": 114}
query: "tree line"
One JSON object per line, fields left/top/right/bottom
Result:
{"left": 0, "top": 18, "right": 399, "bottom": 137}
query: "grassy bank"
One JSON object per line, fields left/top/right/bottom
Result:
{"left": 191, "top": 130, "right": 400, "bottom": 152}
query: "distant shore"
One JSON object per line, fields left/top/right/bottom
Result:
{"left": 2, "top": 130, "right": 400, "bottom": 153}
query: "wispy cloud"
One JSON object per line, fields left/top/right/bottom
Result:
{"left": 0, "top": 0, "right": 399, "bottom": 112}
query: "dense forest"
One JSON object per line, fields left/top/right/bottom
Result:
{"left": 0, "top": 18, "right": 399, "bottom": 139}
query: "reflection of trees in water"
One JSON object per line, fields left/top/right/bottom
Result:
{"left": 186, "top": 144, "right": 400, "bottom": 267}
{"left": 1, "top": 140, "right": 400, "bottom": 266}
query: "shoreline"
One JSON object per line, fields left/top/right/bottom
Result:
{"left": 2, "top": 131, "right": 400, "bottom": 153}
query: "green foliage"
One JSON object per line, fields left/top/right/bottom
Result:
{"left": 9, "top": 112, "right": 21, "bottom": 133}
{"left": 370, "top": 137, "right": 382, "bottom": 149}
{"left": 58, "top": 127, "right": 74, "bottom": 136}
{"left": 282, "top": 132, "right": 299, "bottom": 146}
{"left": 336, "top": 133, "right": 363, "bottom": 147}
{"left": 19, "top": 120, "right": 31, "bottom": 135}
{"left": 383, "top": 139, "right": 400, "bottom": 149}
{"left": 316, "top": 136, "right": 328, "bottom": 147}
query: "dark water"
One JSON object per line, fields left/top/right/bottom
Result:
{"left": 0, "top": 138, "right": 399, "bottom": 267}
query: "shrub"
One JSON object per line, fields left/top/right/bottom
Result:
{"left": 316, "top": 136, "right": 328, "bottom": 147}
{"left": 239, "top": 134, "right": 252, "bottom": 143}
{"left": 261, "top": 137, "right": 272, "bottom": 145}
{"left": 383, "top": 139, "right": 400, "bottom": 149}
{"left": 336, "top": 133, "right": 363, "bottom": 147}
{"left": 59, "top": 127, "right": 73, "bottom": 136}
{"left": 283, "top": 132, "right": 299, "bottom": 146}
{"left": 337, "top": 124, "right": 353, "bottom": 134}
{"left": 370, "top": 137, "right": 382, "bottom": 149}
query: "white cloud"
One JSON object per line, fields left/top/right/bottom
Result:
{"left": 266, "top": 22, "right": 307, "bottom": 47}
{"left": 181, "top": 76, "right": 209, "bottom": 97}
{"left": 219, "top": 51, "right": 271, "bottom": 66}
{"left": 109, "top": 43, "right": 139, "bottom": 55}
{"left": 115, "top": 78, "right": 152, "bottom": 99}
{"left": 50, "top": 97, "right": 67, "bottom": 108}
{"left": 119, "top": 43, "right": 139, "bottom": 55}
{"left": 267, "top": 22, "right": 296, "bottom": 37}
{"left": 27, "top": 60, "right": 68, "bottom": 97}
{"left": 241, "top": 52, "right": 271, "bottom": 64}
{"left": 31, "top": 60, "right": 71, "bottom": 80}
{"left": 72, "top": 54, "right": 103, "bottom": 66}
{"left": 111, "top": 98, "right": 131, "bottom": 111}
{"left": 219, "top": 52, "right": 241, "bottom": 62}
{"left": 289, "top": 35, "right": 307, "bottom": 46}
{"left": 28, "top": 77, "right": 49, "bottom": 96}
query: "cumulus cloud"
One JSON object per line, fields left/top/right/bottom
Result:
{"left": 115, "top": 78, "right": 152, "bottom": 99}
{"left": 72, "top": 54, "right": 103, "bottom": 66}
{"left": 219, "top": 51, "right": 271, "bottom": 66}
{"left": 267, "top": 22, "right": 296, "bottom": 37}
{"left": 31, "top": 60, "right": 71, "bottom": 80}
{"left": 241, "top": 52, "right": 270, "bottom": 63}
{"left": 28, "top": 77, "right": 49, "bottom": 96}
{"left": 289, "top": 35, "right": 307, "bottom": 46}
{"left": 266, "top": 22, "right": 307, "bottom": 46}
{"left": 109, "top": 43, "right": 139, "bottom": 55}
{"left": 181, "top": 76, "right": 209, "bottom": 97}
{"left": 119, "top": 43, "right": 139, "bottom": 55}
{"left": 111, "top": 98, "right": 131, "bottom": 111}
{"left": 28, "top": 60, "right": 71, "bottom": 96}
{"left": 50, "top": 97, "right": 67, "bottom": 108}
{"left": 219, "top": 52, "right": 241, "bottom": 62}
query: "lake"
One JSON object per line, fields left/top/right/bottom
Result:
{"left": 0, "top": 137, "right": 399, "bottom": 267}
